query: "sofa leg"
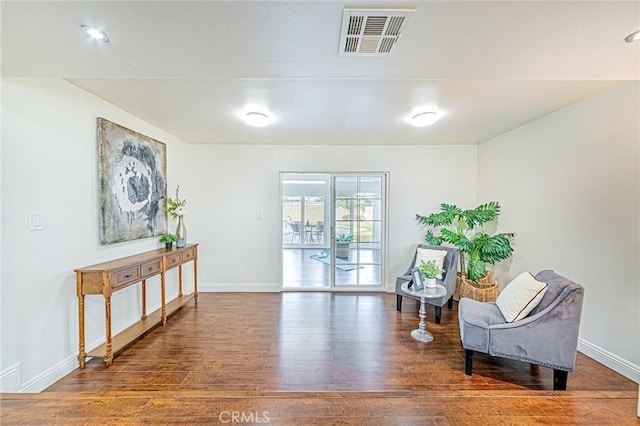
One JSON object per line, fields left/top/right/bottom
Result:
{"left": 396, "top": 295, "right": 402, "bottom": 312}
{"left": 553, "top": 369, "right": 568, "bottom": 390}
{"left": 447, "top": 296, "right": 453, "bottom": 309}
{"left": 435, "top": 306, "right": 441, "bottom": 324}
{"left": 465, "top": 350, "right": 473, "bottom": 376}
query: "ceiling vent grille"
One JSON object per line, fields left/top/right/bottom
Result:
{"left": 339, "top": 8, "right": 414, "bottom": 56}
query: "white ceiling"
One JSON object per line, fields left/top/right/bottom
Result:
{"left": 2, "top": 1, "right": 639, "bottom": 145}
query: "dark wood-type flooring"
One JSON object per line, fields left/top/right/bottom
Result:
{"left": 2, "top": 292, "right": 638, "bottom": 424}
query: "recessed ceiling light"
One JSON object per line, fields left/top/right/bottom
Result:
{"left": 81, "top": 25, "right": 110, "bottom": 42}
{"left": 410, "top": 111, "right": 440, "bottom": 127}
{"left": 243, "top": 112, "right": 272, "bottom": 127}
{"left": 625, "top": 30, "right": 640, "bottom": 43}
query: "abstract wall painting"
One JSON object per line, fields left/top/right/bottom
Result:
{"left": 97, "top": 118, "right": 167, "bottom": 245}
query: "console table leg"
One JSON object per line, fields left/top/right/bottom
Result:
{"left": 77, "top": 291, "right": 86, "bottom": 368}
{"left": 178, "top": 265, "right": 183, "bottom": 297}
{"left": 104, "top": 296, "right": 113, "bottom": 366}
{"left": 193, "top": 258, "right": 198, "bottom": 304}
{"left": 161, "top": 272, "right": 167, "bottom": 325}
{"left": 141, "top": 280, "right": 147, "bottom": 320}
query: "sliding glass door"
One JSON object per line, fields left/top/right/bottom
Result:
{"left": 281, "top": 172, "right": 386, "bottom": 289}
{"left": 282, "top": 174, "right": 331, "bottom": 288}
{"left": 333, "top": 175, "right": 384, "bottom": 287}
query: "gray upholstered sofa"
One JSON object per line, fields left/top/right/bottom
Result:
{"left": 458, "top": 270, "right": 585, "bottom": 390}
{"left": 395, "top": 244, "right": 459, "bottom": 324}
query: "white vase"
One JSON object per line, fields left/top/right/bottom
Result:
{"left": 425, "top": 278, "right": 437, "bottom": 288}
{"left": 176, "top": 216, "right": 187, "bottom": 248}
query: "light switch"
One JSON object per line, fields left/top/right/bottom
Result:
{"left": 29, "top": 212, "right": 44, "bottom": 231}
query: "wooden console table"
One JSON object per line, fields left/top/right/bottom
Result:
{"left": 75, "top": 244, "right": 198, "bottom": 368}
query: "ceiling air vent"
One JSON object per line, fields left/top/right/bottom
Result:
{"left": 339, "top": 8, "right": 414, "bottom": 56}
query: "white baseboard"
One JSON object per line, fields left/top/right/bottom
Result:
{"left": 14, "top": 304, "right": 164, "bottom": 393}
{"left": 578, "top": 337, "right": 640, "bottom": 383}
{"left": 199, "top": 282, "right": 282, "bottom": 292}
{"left": 0, "top": 362, "right": 22, "bottom": 393}
{"left": 19, "top": 355, "right": 78, "bottom": 393}
{"left": 2, "top": 359, "right": 71, "bottom": 394}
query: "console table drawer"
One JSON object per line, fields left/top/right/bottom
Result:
{"left": 182, "top": 248, "right": 195, "bottom": 262}
{"left": 113, "top": 266, "right": 141, "bottom": 287}
{"left": 141, "top": 259, "right": 161, "bottom": 277}
{"left": 166, "top": 253, "right": 182, "bottom": 269}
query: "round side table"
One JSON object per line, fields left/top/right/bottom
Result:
{"left": 401, "top": 282, "right": 447, "bottom": 342}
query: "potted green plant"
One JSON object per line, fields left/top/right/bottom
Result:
{"left": 335, "top": 234, "right": 353, "bottom": 259}
{"left": 419, "top": 259, "right": 444, "bottom": 288}
{"left": 159, "top": 233, "right": 178, "bottom": 250}
{"left": 416, "top": 201, "right": 515, "bottom": 284}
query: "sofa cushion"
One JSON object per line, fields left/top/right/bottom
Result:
{"left": 496, "top": 272, "right": 548, "bottom": 322}
{"left": 415, "top": 248, "right": 447, "bottom": 279}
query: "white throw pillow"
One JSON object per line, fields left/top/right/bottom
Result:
{"left": 414, "top": 248, "right": 447, "bottom": 279}
{"left": 496, "top": 272, "right": 548, "bottom": 323}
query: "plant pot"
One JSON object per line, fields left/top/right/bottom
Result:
{"left": 458, "top": 273, "right": 499, "bottom": 302}
{"left": 336, "top": 242, "right": 350, "bottom": 259}
{"left": 425, "top": 277, "right": 437, "bottom": 288}
{"left": 165, "top": 242, "right": 173, "bottom": 250}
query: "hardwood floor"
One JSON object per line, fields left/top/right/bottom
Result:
{"left": 2, "top": 292, "right": 638, "bottom": 424}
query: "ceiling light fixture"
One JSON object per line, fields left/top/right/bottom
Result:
{"left": 410, "top": 111, "right": 440, "bottom": 127}
{"left": 81, "top": 25, "right": 110, "bottom": 42}
{"left": 625, "top": 30, "right": 640, "bottom": 43}
{"left": 243, "top": 112, "right": 271, "bottom": 127}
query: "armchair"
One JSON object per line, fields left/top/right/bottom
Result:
{"left": 458, "top": 270, "right": 584, "bottom": 390}
{"left": 395, "top": 244, "right": 459, "bottom": 324}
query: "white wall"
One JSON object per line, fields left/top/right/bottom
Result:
{"left": 190, "top": 144, "right": 477, "bottom": 291}
{"left": 477, "top": 82, "right": 640, "bottom": 381}
{"left": 0, "top": 78, "right": 193, "bottom": 392}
